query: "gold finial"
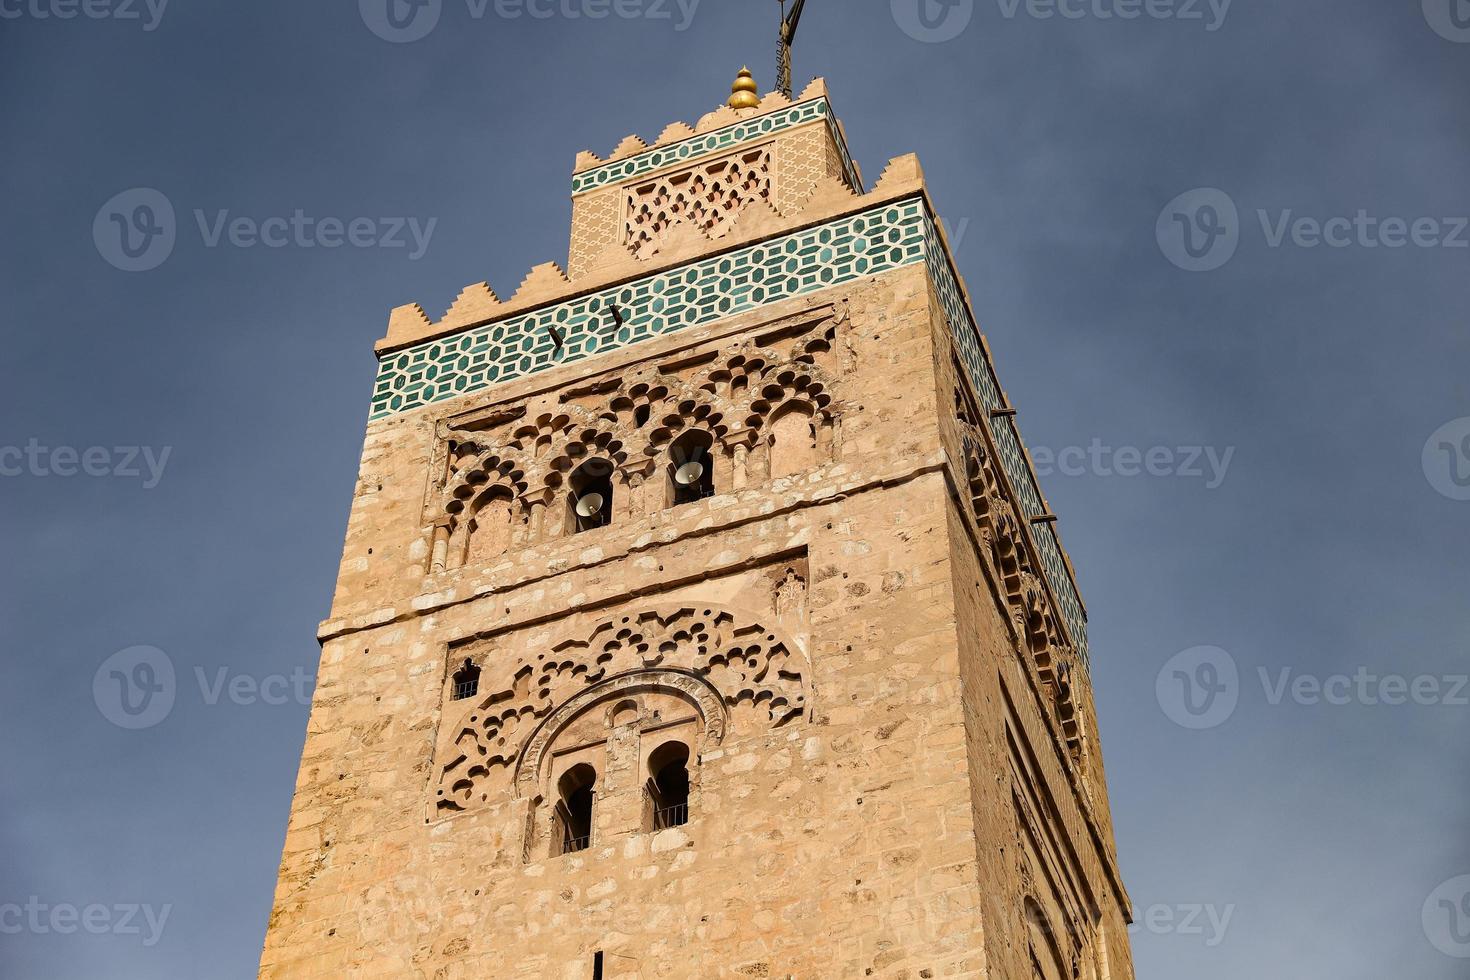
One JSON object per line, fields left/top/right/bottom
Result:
{"left": 728, "top": 66, "right": 761, "bottom": 110}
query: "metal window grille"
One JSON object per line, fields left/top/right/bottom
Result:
{"left": 653, "top": 802, "right": 689, "bottom": 830}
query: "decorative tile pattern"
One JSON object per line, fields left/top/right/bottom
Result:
{"left": 371, "top": 198, "right": 925, "bottom": 417}
{"left": 774, "top": 124, "right": 848, "bottom": 215}
{"left": 625, "top": 145, "right": 773, "bottom": 258}
{"left": 370, "top": 194, "right": 1087, "bottom": 660}
{"left": 567, "top": 187, "right": 622, "bottom": 278}
{"left": 572, "top": 98, "right": 861, "bottom": 196}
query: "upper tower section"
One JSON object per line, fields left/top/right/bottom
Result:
{"left": 365, "top": 74, "right": 1089, "bottom": 664}
{"left": 374, "top": 74, "right": 885, "bottom": 361}
{"left": 566, "top": 74, "right": 862, "bottom": 278}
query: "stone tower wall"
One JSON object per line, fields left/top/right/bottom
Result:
{"left": 261, "top": 80, "right": 1133, "bottom": 980}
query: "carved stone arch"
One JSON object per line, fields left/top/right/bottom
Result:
{"left": 991, "top": 513, "right": 1027, "bottom": 616}
{"left": 512, "top": 668, "right": 727, "bottom": 799}
{"left": 609, "top": 380, "right": 672, "bottom": 432}
{"left": 517, "top": 421, "right": 631, "bottom": 498}
{"left": 743, "top": 361, "right": 837, "bottom": 431}
{"left": 644, "top": 385, "right": 731, "bottom": 450}
{"left": 443, "top": 452, "right": 528, "bottom": 519}
{"left": 1025, "top": 897, "right": 1068, "bottom": 980}
{"left": 432, "top": 603, "right": 813, "bottom": 818}
{"left": 509, "top": 412, "right": 575, "bottom": 463}
{"left": 701, "top": 351, "right": 770, "bottom": 401}
{"left": 962, "top": 428, "right": 1001, "bottom": 533}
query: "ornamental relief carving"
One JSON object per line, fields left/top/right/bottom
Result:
{"left": 423, "top": 313, "right": 850, "bottom": 574}
{"left": 624, "top": 144, "right": 775, "bottom": 260}
{"left": 432, "top": 603, "right": 812, "bottom": 818}
{"left": 956, "top": 376, "right": 1085, "bottom": 768}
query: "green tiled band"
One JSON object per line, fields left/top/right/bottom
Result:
{"left": 571, "top": 98, "right": 862, "bottom": 195}
{"left": 372, "top": 198, "right": 926, "bottom": 419}
{"left": 370, "top": 196, "right": 1087, "bottom": 659}
{"left": 922, "top": 219, "right": 1089, "bottom": 661}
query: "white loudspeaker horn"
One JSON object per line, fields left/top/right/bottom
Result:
{"left": 575, "top": 493, "right": 605, "bottom": 519}
{"left": 674, "top": 461, "right": 706, "bottom": 487}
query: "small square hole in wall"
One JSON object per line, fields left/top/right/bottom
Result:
{"left": 592, "top": 950, "right": 604, "bottom": 980}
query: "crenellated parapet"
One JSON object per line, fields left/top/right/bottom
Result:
{"left": 378, "top": 151, "right": 916, "bottom": 355}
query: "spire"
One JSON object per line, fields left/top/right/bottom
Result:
{"left": 728, "top": 67, "right": 760, "bottom": 110}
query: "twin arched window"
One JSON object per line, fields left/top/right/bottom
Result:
{"left": 550, "top": 741, "right": 693, "bottom": 858}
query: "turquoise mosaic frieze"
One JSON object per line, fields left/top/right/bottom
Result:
{"left": 371, "top": 197, "right": 926, "bottom": 420}
{"left": 920, "top": 215, "right": 1089, "bottom": 661}
{"left": 571, "top": 97, "right": 862, "bottom": 195}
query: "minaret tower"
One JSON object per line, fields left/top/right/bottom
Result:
{"left": 261, "top": 69, "right": 1135, "bottom": 979}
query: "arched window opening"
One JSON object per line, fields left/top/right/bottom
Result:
{"left": 556, "top": 764, "right": 597, "bottom": 855}
{"left": 769, "top": 403, "right": 818, "bottom": 479}
{"left": 1025, "top": 898, "right": 1067, "bottom": 980}
{"left": 645, "top": 742, "right": 691, "bottom": 831}
{"left": 450, "top": 659, "right": 481, "bottom": 701}
{"left": 569, "top": 460, "right": 614, "bottom": 533}
{"left": 668, "top": 430, "right": 715, "bottom": 507}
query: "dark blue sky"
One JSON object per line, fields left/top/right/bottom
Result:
{"left": 2, "top": 1, "right": 1467, "bottom": 977}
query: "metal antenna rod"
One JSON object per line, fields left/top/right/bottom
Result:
{"left": 777, "top": 0, "right": 807, "bottom": 99}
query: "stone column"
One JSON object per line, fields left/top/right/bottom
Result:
{"left": 732, "top": 442, "right": 749, "bottom": 491}
{"left": 429, "top": 523, "right": 451, "bottom": 574}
